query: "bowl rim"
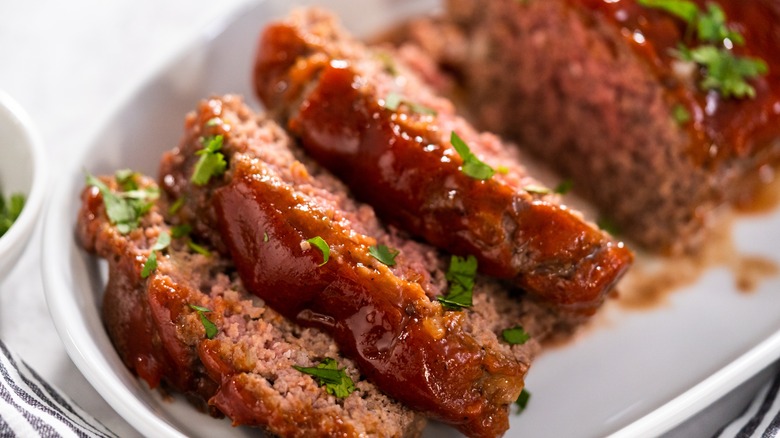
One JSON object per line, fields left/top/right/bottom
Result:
{"left": 0, "top": 89, "right": 47, "bottom": 260}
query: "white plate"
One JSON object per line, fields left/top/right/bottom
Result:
{"left": 41, "top": 0, "right": 780, "bottom": 437}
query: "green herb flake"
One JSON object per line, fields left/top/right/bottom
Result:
{"left": 188, "top": 240, "right": 211, "bottom": 256}
{"left": 86, "top": 173, "right": 159, "bottom": 235}
{"left": 140, "top": 231, "right": 171, "bottom": 279}
{"left": 0, "top": 193, "right": 25, "bottom": 238}
{"left": 114, "top": 169, "right": 139, "bottom": 191}
{"left": 438, "top": 254, "right": 477, "bottom": 310}
{"left": 672, "top": 103, "right": 692, "bottom": 124}
{"left": 515, "top": 388, "right": 531, "bottom": 413}
{"left": 640, "top": 0, "right": 767, "bottom": 99}
{"left": 597, "top": 217, "right": 620, "bottom": 236}
{"left": 307, "top": 236, "right": 330, "bottom": 266}
{"left": 263, "top": 232, "right": 269, "bottom": 242}
{"left": 555, "top": 179, "right": 574, "bottom": 195}
{"left": 637, "top": 0, "right": 699, "bottom": 24}
{"left": 376, "top": 52, "right": 399, "bottom": 76}
{"left": 496, "top": 165, "right": 510, "bottom": 175}
{"left": 293, "top": 358, "right": 356, "bottom": 398}
{"left": 191, "top": 135, "right": 227, "bottom": 186}
{"left": 205, "top": 117, "right": 221, "bottom": 127}
{"left": 168, "top": 197, "right": 185, "bottom": 215}
{"left": 382, "top": 92, "right": 437, "bottom": 115}
{"left": 189, "top": 304, "right": 218, "bottom": 339}
{"left": 450, "top": 132, "right": 494, "bottom": 181}
{"left": 502, "top": 326, "right": 531, "bottom": 345}
{"left": 369, "top": 244, "right": 399, "bottom": 267}
{"left": 684, "top": 46, "right": 768, "bottom": 98}
{"left": 523, "top": 184, "right": 552, "bottom": 195}
{"left": 171, "top": 224, "right": 192, "bottom": 238}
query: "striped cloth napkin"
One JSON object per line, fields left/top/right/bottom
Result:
{"left": 0, "top": 341, "right": 115, "bottom": 438}
{"left": 715, "top": 373, "right": 780, "bottom": 438}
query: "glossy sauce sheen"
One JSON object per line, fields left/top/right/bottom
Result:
{"left": 577, "top": 0, "right": 780, "bottom": 167}
{"left": 213, "top": 157, "right": 525, "bottom": 438}
{"left": 254, "top": 24, "right": 633, "bottom": 316}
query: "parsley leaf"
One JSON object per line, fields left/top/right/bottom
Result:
{"left": 0, "top": 192, "right": 25, "bottom": 238}
{"left": 191, "top": 135, "right": 227, "bottom": 186}
{"left": 189, "top": 304, "right": 218, "bottom": 339}
{"left": 307, "top": 236, "right": 330, "bottom": 266}
{"left": 86, "top": 173, "right": 159, "bottom": 235}
{"left": 554, "top": 179, "right": 574, "bottom": 195}
{"left": 683, "top": 46, "right": 768, "bottom": 98}
{"left": 294, "top": 358, "right": 356, "bottom": 398}
{"left": 369, "top": 244, "right": 399, "bottom": 266}
{"left": 696, "top": 3, "right": 743, "bottom": 45}
{"left": 515, "top": 388, "right": 531, "bottom": 413}
{"left": 502, "top": 326, "right": 531, "bottom": 345}
{"left": 438, "top": 255, "right": 477, "bottom": 310}
{"left": 597, "top": 217, "right": 620, "bottom": 235}
{"left": 672, "top": 103, "right": 692, "bottom": 124}
{"left": 141, "top": 231, "right": 171, "bottom": 279}
{"left": 171, "top": 224, "right": 192, "bottom": 238}
{"left": 451, "top": 132, "right": 494, "bottom": 180}
{"left": 637, "top": 0, "right": 698, "bottom": 23}
{"left": 523, "top": 184, "right": 552, "bottom": 195}
{"left": 382, "top": 92, "right": 437, "bottom": 115}
{"left": 168, "top": 197, "right": 185, "bottom": 215}
{"left": 188, "top": 240, "right": 211, "bottom": 256}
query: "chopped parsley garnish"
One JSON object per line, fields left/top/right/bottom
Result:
{"left": 438, "top": 255, "right": 477, "bottom": 310}
{"left": 597, "top": 217, "right": 620, "bottom": 235}
{"left": 188, "top": 240, "right": 211, "bottom": 256}
{"left": 191, "top": 135, "right": 227, "bottom": 186}
{"left": 171, "top": 224, "right": 192, "bottom": 238}
{"left": 114, "top": 169, "right": 139, "bottom": 191}
{"left": 86, "top": 173, "right": 159, "bottom": 235}
{"left": 205, "top": 117, "right": 221, "bottom": 127}
{"left": 293, "top": 358, "right": 356, "bottom": 398}
{"left": 678, "top": 45, "right": 768, "bottom": 99}
{"left": 515, "top": 389, "right": 531, "bottom": 413}
{"left": 168, "top": 197, "right": 185, "bottom": 215}
{"left": 141, "top": 231, "right": 171, "bottom": 279}
{"left": 496, "top": 165, "right": 510, "bottom": 175}
{"left": 369, "top": 244, "right": 399, "bottom": 267}
{"left": 450, "top": 132, "right": 494, "bottom": 180}
{"left": 307, "top": 236, "right": 330, "bottom": 266}
{"left": 554, "top": 179, "right": 574, "bottom": 195}
{"left": 189, "top": 304, "right": 218, "bottom": 339}
{"left": 0, "top": 192, "right": 25, "bottom": 238}
{"left": 502, "top": 326, "right": 531, "bottom": 345}
{"left": 639, "top": 0, "right": 768, "bottom": 99}
{"left": 263, "top": 232, "right": 269, "bottom": 242}
{"left": 523, "top": 184, "right": 552, "bottom": 195}
{"left": 382, "top": 92, "right": 437, "bottom": 115}
{"left": 672, "top": 103, "right": 692, "bottom": 124}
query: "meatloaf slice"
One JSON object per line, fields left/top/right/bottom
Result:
{"left": 76, "top": 173, "right": 426, "bottom": 437}
{"left": 402, "top": 0, "right": 780, "bottom": 253}
{"left": 252, "top": 8, "right": 633, "bottom": 316}
{"left": 159, "top": 95, "right": 556, "bottom": 438}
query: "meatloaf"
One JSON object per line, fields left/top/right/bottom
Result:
{"left": 401, "top": 0, "right": 780, "bottom": 253}
{"left": 252, "top": 8, "right": 633, "bottom": 317}
{"left": 158, "top": 95, "right": 557, "bottom": 437}
{"left": 76, "top": 173, "right": 426, "bottom": 437}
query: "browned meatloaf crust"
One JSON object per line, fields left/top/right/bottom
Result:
{"left": 158, "top": 95, "right": 557, "bottom": 437}
{"left": 402, "top": 0, "right": 780, "bottom": 253}
{"left": 252, "top": 8, "right": 633, "bottom": 317}
{"left": 76, "top": 174, "right": 427, "bottom": 437}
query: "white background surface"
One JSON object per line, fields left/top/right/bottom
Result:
{"left": 0, "top": 1, "right": 775, "bottom": 437}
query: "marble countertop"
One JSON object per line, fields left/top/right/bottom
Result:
{"left": 0, "top": 1, "right": 772, "bottom": 437}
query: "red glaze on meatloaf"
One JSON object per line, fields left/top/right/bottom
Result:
{"left": 159, "top": 95, "right": 556, "bottom": 438}
{"left": 403, "top": 0, "right": 780, "bottom": 253}
{"left": 76, "top": 174, "right": 426, "bottom": 437}
{"left": 253, "top": 8, "right": 633, "bottom": 316}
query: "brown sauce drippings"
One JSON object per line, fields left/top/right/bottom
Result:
{"left": 616, "top": 213, "right": 778, "bottom": 309}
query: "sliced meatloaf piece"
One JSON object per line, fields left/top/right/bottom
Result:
{"left": 252, "top": 8, "right": 633, "bottom": 317}
{"left": 76, "top": 173, "right": 426, "bottom": 437}
{"left": 158, "top": 95, "right": 561, "bottom": 438}
{"left": 401, "top": 0, "right": 780, "bottom": 253}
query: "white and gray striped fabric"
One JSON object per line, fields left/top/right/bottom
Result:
{"left": 0, "top": 341, "right": 116, "bottom": 438}
{"left": 716, "top": 373, "right": 780, "bottom": 438}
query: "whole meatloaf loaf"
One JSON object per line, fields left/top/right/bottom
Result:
{"left": 76, "top": 173, "right": 426, "bottom": 437}
{"left": 158, "top": 95, "right": 556, "bottom": 437}
{"left": 253, "top": 9, "right": 633, "bottom": 317}
{"left": 402, "top": 0, "right": 780, "bottom": 253}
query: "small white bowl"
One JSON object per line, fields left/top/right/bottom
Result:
{"left": 0, "top": 90, "right": 46, "bottom": 279}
